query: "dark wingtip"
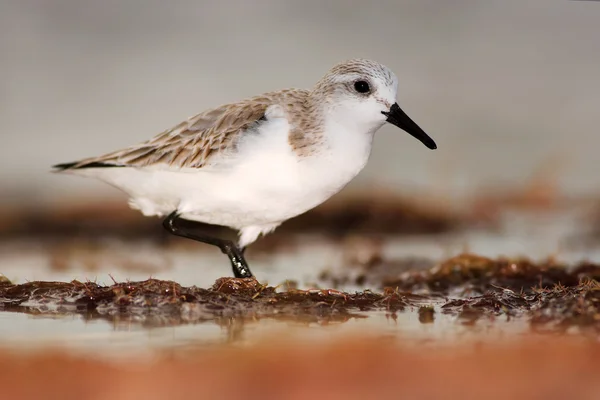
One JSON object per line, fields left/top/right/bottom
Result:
{"left": 52, "top": 161, "right": 124, "bottom": 170}
{"left": 52, "top": 161, "right": 78, "bottom": 170}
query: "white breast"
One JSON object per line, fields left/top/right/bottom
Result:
{"left": 179, "top": 112, "right": 374, "bottom": 226}
{"left": 83, "top": 112, "right": 375, "bottom": 231}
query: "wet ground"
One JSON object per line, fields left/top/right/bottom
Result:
{"left": 1, "top": 194, "right": 600, "bottom": 398}
{"left": 1, "top": 194, "right": 600, "bottom": 350}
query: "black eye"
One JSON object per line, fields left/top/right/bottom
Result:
{"left": 354, "top": 80, "right": 370, "bottom": 94}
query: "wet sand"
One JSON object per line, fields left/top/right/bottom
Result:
{"left": 0, "top": 336, "right": 598, "bottom": 400}
{"left": 0, "top": 195, "right": 599, "bottom": 399}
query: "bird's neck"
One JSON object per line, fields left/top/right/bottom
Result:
{"left": 286, "top": 94, "right": 327, "bottom": 157}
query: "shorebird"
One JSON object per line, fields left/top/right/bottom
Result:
{"left": 53, "top": 58, "right": 437, "bottom": 278}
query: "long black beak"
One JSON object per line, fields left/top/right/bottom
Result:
{"left": 382, "top": 103, "right": 437, "bottom": 150}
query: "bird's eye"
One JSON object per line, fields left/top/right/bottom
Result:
{"left": 354, "top": 80, "right": 370, "bottom": 94}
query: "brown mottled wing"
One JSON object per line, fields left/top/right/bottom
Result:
{"left": 58, "top": 99, "right": 271, "bottom": 170}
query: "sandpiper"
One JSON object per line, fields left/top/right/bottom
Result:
{"left": 53, "top": 58, "right": 437, "bottom": 278}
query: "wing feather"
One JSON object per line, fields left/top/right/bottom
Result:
{"left": 54, "top": 99, "right": 273, "bottom": 170}
{"left": 53, "top": 89, "right": 310, "bottom": 171}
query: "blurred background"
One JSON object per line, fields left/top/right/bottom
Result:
{"left": 2, "top": 0, "right": 599, "bottom": 208}
{"left": 2, "top": 4, "right": 600, "bottom": 391}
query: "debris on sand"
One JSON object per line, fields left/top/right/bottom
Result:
{"left": 440, "top": 278, "right": 600, "bottom": 332}
{"left": 321, "top": 252, "right": 600, "bottom": 330}
{"left": 0, "top": 277, "right": 417, "bottom": 326}
{"left": 382, "top": 253, "right": 600, "bottom": 295}
{"left": 1, "top": 253, "right": 598, "bottom": 333}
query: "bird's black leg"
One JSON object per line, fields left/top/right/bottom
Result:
{"left": 162, "top": 211, "right": 253, "bottom": 278}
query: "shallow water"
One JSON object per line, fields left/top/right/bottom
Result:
{"left": 0, "top": 303, "right": 537, "bottom": 360}
{"left": 0, "top": 209, "right": 598, "bottom": 357}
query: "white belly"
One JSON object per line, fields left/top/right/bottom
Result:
{"left": 84, "top": 116, "right": 374, "bottom": 230}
